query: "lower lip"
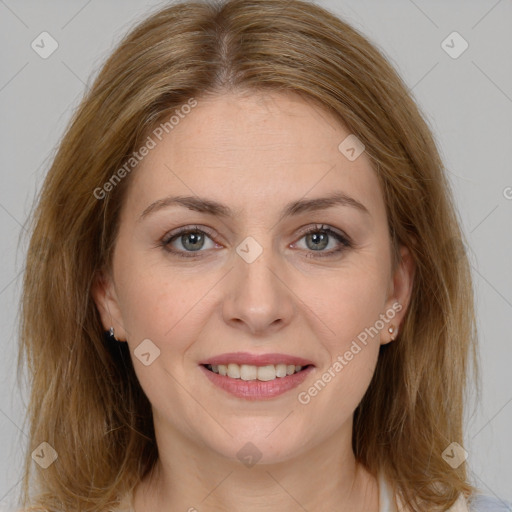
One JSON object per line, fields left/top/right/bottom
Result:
{"left": 199, "top": 365, "right": 314, "bottom": 400}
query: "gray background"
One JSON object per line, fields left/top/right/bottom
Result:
{"left": 0, "top": 0, "right": 511, "bottom": 508}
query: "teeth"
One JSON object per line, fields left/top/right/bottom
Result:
{"left": 275, "top": 364, "right": 287, "bottom": 378}
{"left": 207, "top": 363, "right": 305, "bottom": 381}
{"left": 227, "top": 363, "right": 240, "bottom": 379}
{"left": 257, "top": 365, "right": 276, "bottom": 381}
{"left": 240, "top": 364, "right": 258, "bottom": 381}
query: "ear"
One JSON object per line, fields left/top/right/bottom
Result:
{"left": 381, "top": 244, "right": 415, "bottom": 345}
{"left": 91, "top": 269, "right": 128, "bottom": 342}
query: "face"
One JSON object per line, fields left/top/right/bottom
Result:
{"left": 93, "top": 90, "right": 414, "bottom": 465}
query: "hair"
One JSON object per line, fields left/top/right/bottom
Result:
{"left": 17, "top": 0, "right": 479, "bottom": 510}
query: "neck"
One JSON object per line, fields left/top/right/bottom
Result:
{"left": 133, "top": 421, "right": 379, "bottom": 512}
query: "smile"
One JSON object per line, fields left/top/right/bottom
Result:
{"left": 204, "top": 363, "right": 306, "bottom": 381}
{"left": 200, "top": 363, "right": 314, "bottom": 400}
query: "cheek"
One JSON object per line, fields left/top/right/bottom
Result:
{"left": 113, "top": 249, "right": 202, "bottom": 344}
{"left": 294, "top": 258, "right": 388, "bottom": 408}
{"left": 303, "top": 259, "right": 390, "bottom": 348}
{"left": 297, "top": 274, "right": 385, "bottom": 423}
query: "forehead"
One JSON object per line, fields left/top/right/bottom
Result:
{"left": 123, "top": 90, "right": 385, "bottom": 223}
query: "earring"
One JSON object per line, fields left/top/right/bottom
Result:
{"left": 109, "top": 326, "right": 119, "bottom": 342}
{"left": 388, "top": 325, "right": 398, "bottom": 341}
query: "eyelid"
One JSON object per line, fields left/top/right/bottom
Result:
{"left": 295, "top": 223, "right": 352, "bottom": 244}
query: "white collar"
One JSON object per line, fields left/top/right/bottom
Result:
{"left": 378, "top": 471, "right": 396, "bottom": 511}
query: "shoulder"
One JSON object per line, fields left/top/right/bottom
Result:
{"left": 468, "top": 494, "right": 512, "bottom": 512}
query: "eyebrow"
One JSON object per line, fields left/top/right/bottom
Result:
{"left": 138, "top": 191, "right": 370, "bottom": 223}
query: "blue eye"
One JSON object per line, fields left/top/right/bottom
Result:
{"left": 295, "top": 224, "right": 352, "bottom": 257}
{"left": 159, "top": 224, "right": 352, "bottom": 259}
{"left": 161, "top": 225, "right": 217, "bottom": 257}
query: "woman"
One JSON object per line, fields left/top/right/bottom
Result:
{"left": 17, "top": 0, "right": 510, "bottom": 510}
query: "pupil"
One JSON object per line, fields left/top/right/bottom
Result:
{"left": 183, "top": 232, "right": 204, "bottom": 251}
{"left": 308, "top": 232, "right": 327, "bottom": 251}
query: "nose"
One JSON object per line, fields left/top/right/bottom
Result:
{"left": 222, "top": 240, "right": 295, "bottom": 337}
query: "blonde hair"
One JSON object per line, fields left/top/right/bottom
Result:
{"left": 18, "top": 0, "right": 478, "bottom": 510}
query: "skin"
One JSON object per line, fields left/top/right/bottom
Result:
{"left": 93, "top": 90, "right": 415, "bottom": 512}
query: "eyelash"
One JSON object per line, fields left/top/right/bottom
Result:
{"left": 159, "top": 224, "right": 352, "bottom": 259}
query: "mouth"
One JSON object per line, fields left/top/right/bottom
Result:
{"left": 198, "top": 354, "right": 315, "bottom": 400}
{"left": 202, "top": 363, "right": 312, "bottom": 381}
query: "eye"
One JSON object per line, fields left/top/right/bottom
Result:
{"left": 293, "top": 224, "right": 352, "bottom": 258}
{"left": 160, "top": 225, "right": 219, "bottom": 258}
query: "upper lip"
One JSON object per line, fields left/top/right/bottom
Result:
{"left": 199, "top": 352, "right": 315, "bottom": 367}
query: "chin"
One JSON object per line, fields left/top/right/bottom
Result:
{"left": 202, "top": 428, "right": 309, "bottom": 466}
